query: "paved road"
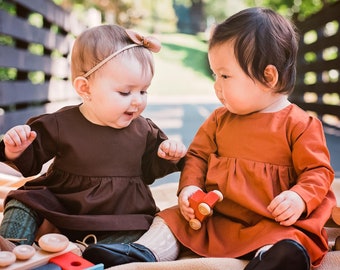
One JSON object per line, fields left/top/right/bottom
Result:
{"left": 144, "top": 97, "right": 340, "bottom": 187}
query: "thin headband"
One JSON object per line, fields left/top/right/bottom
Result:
{"left": 82, "top": 44, "right": 140, "bottom": 78}
{"left": 82, "top": 29, "right": 161, "bottom": 78}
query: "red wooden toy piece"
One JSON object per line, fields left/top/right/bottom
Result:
{"left": 49, "top": 251, "right": 94, "bottom": 270}
{"left": 188, "top": 189, "right": 223, "bottom": 230}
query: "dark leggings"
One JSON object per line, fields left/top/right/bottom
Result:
{"left": 244, "top": 239, "right": 310, "bottom": 270}
{"left": 0, "top": 199, "right": 43, "bottom": 245}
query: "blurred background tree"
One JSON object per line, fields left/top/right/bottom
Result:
{"left": 49, "top": 0, "right": 338, "bottom": 97}
{"left": 55, "top": 0, "right": 338, "bottom": 34}
{"left": 245, "top": 0, "right": 338, "bottom": 20}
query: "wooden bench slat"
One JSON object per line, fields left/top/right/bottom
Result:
{"left": 0, "top": 81, "right": 49, "bottom": 106}
{"left": 291, "top": 102, "right": 340, "bottom": 117}
{"left": 0, "top": 99, "right": 80, "bottom": 133}
{"left": 12, "top": 0, "right": 72, "bottom": 32}
{"left": 0, "top": 80, "right": 77, "bottom": 106}
{"left": 297, "top": 57, "right": 340, "bottom": 73}
{"left": 0, "top": 0, "right": 83, "bottom": 134}
{"left": 0, "top": 107, "right": 47, "bottom": 133}
{"left": 294, "top": 82, "right": 340, "bottom": 95}
{"left": 0, "top": 10, "right": 70, "bottom": 55}
{"left": 0, "top": 45, "right": 69, "bottom": 78}
{"left": 297, "top": 33, "right": 340, "bottom": 55}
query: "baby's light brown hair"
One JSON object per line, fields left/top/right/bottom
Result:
{"left": 71, "top": 24, "right": 154, "bottom": 82}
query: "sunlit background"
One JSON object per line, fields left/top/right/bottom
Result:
{"left": 52, "top": 0, "right": 339, "bottom": 96}
{"left": 0, "top": 0, "right": 339, "bottom": 181}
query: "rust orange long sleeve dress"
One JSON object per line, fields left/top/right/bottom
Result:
{"left": 158, "top": 104, "right": 335, "bottom": 267}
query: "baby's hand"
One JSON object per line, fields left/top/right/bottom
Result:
{"left": 178, "top": 185, "right": 202, "bottom": 221}
{"left": 267, "top": 190, "right": 306, "bottom": 226}
{"left": 3, "top": 125, "right": 37, "bottom": 160}
{"left": 157, "top": 139, "right": 186, "bottom": 162}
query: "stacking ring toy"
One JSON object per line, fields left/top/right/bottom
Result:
{"left": 38, "top": 233, "right": 69, "bottom": 253}
{"left": 13, "top": 245, "right": 36, "bottom": 260}
{"left": 0, "top": 251, "right": 16, "bottom": 267}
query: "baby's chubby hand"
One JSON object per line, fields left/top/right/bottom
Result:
{"left": 178, "top": 185, "right": 202, "bottom": 221}
{"left": 267, "top": 190, "right": 306, "bottom": 226}
{"left": 3, "top": 125, "right": 37, "bottom": 160}
{"left": 157, "top": 139, "right": 186, "bottom": 162}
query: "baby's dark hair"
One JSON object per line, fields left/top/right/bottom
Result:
{"left": 209, "top": 7, "right": 299, "bottom": 95}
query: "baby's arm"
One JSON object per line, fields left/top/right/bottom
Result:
{"left": 267, "top": 190, "right": 306, "bottom": 226}
{"left": 178, "top": 185, "right": 202, "bottom": 221}
{"left": 157, "top": 139, "right": 187, "bottom": 163}
{"left": 3, "top": 125, "right": 37, "bottom": 161}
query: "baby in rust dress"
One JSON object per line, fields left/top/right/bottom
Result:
{"left": 83, "top": 8, "right": 335, "bottom": 270}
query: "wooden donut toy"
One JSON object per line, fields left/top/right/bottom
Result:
{"left": 38, "top": 233, "right": 69, "bottom": 253}
{"left": 13, "top": 244, "right": 36, "bottom": 260}
{"left": 0, "top": 251, "right": 16, "bottom": 267}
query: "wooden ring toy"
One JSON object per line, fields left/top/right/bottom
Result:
{"left": 0, "top": 251, "right": 16, "bottom": 267}
{"left": 38, "top": 233, "right": 69, "bottom": 253}
{"left": 13, "top": 245, "right": 36, "bottom": 260}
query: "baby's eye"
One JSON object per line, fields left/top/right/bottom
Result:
{"left": 140, "top": 90, "right": 148, "bottom": 95}
{"left": 118, "top": 91, "right": 130, "bottom": 96}
{"left": 212, "top": 73, "right": 229, "bottom": 80}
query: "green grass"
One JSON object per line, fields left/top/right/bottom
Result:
{"left": 148, "top": 33, "right": 215, "bottom": 96}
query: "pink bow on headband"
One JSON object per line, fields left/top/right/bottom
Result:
{"left": 126, "top": 29, "right": 161, "bottom": 53}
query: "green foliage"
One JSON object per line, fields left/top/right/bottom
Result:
{"left": 0, "top": 68, "right": 17, "bottom": 81}
{"left": 0, "top": 0, "right": 15, "bottom": 15}
{"left": 28, "top": 44, "right": 44, "bottom": 56}
{"left": 28, "top": 72, "right": 45, "bottom": 84}
{"left": 148, "top": 33, "right": 213, "bottom": 96}
{"left": 0, "top": 35, "right": 14, "bottom": 46}
{"left": 28, "top": 13, "right": 43, "bottom": 28}
{"left": 244, "top": 0, "right": 339, "bottom": 20}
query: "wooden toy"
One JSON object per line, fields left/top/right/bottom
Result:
{"left": 13, "top": 245, "right": 36, "bottom": 260}
{"left": 33, "top": 263, "right": 62, "bottom": 269}
{"left": 39, "top": 234, "right": 69, "bottom": 253}
{"left": 34, "top": 262, "right": 104, "bottom": 270}
{"left": 49, "top": 251, "right": 95, "bottom": 269}
{"left": 189, "top": 189, "right": 223, "bottom": 230}
{"left": 6, "top": 239, "right": 80, "bottom": 270}
{"left": 332, "top": 206, "right": 340, "bottom": 226}
{"left": 0, "top": 251, "right": 16, "bottom": 267}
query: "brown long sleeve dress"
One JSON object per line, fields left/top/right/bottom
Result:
{"left": 158, "top": 104, "right": 335, "bottom": 267}
{"left": 0, "top": 105, "right": 180, "bottom": 241}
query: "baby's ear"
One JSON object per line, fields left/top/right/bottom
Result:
{"left": 264, "top": 65, "right": 279, "bottom": 89}
{"left": 73, "top": 76, "right": 91, "bottom": 99}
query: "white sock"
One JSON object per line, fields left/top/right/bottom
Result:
{"left": 135, "top": 216, "right": 180, "bottom": 261}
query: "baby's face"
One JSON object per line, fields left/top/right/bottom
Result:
{"left": 81, "top": 57, "right": 152, "bottom": 128}
{"left": 208, "top": 41, "right": 275, "bottom": 115}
